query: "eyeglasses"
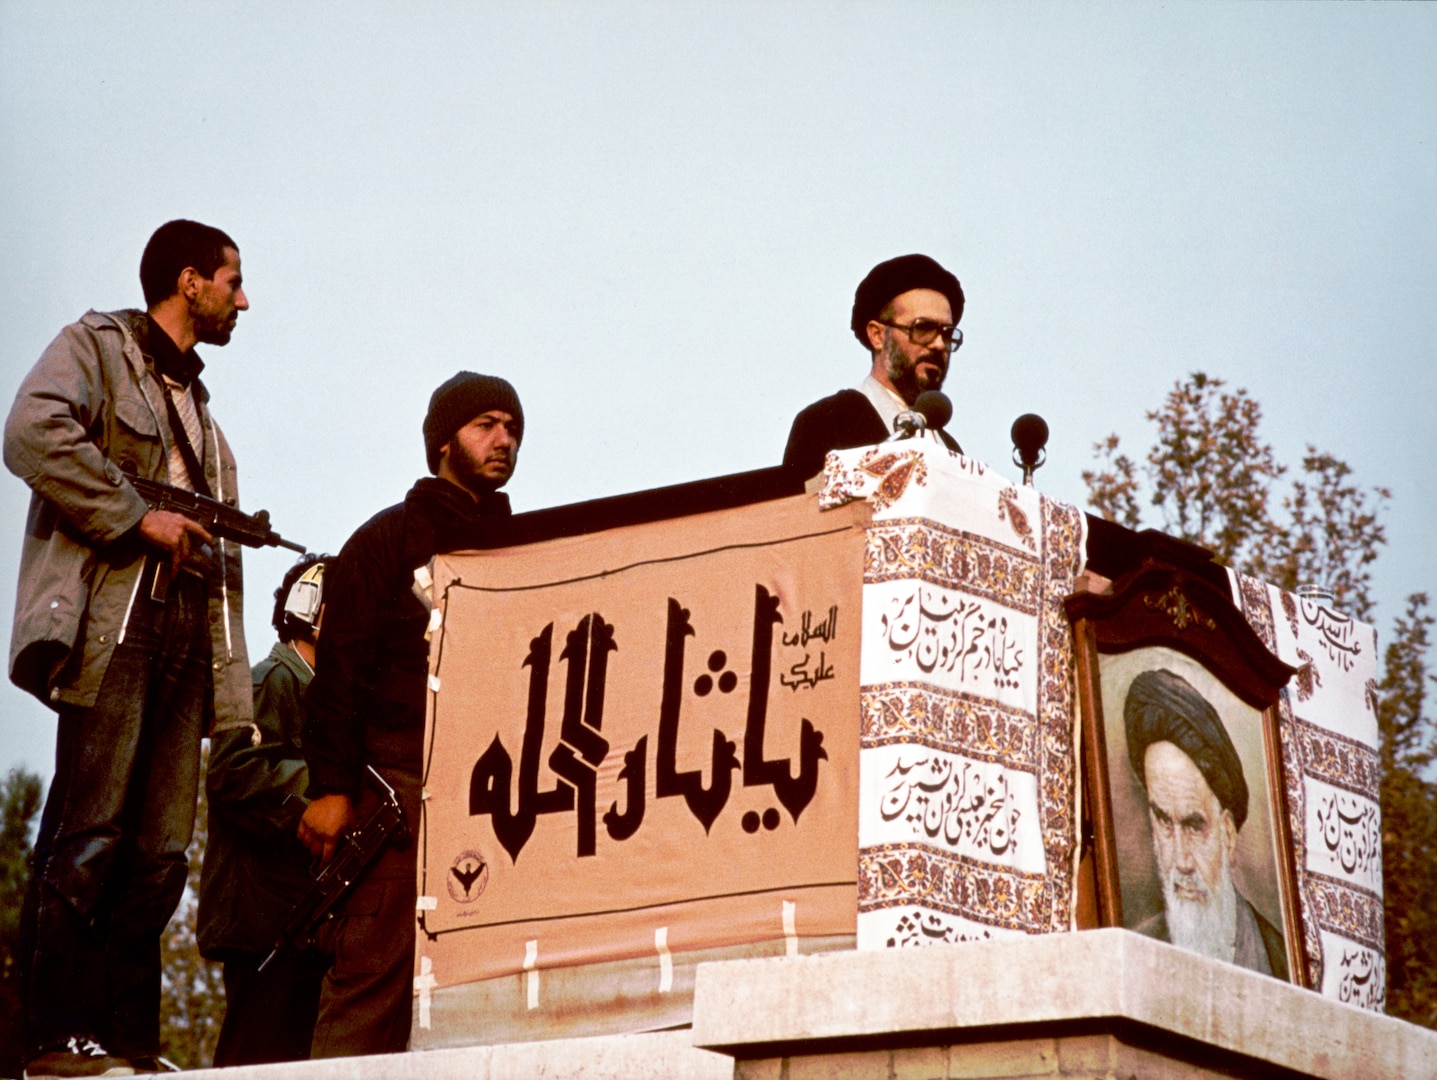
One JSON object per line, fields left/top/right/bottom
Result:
{"left": 875, "top": 318, "right": 963, "bottom": 353}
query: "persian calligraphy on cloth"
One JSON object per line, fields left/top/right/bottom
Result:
{"left": 415, "top": 494, "right": 869, "bottom": 1046}
{"left": 819, "top": 443, "right": 1087, "bottom": 947}
{"left": 1231, "top": 574, "right": 1385, "bottom": 1011}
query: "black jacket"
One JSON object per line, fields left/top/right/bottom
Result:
{"left": 782, "top": 389, "right": 961, "bottom": 478}
{"left": 303, "top": 477, "right": 510, "bottom": 800}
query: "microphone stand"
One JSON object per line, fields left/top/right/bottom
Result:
{"left": 888, "top": 410, "right": 927, "bottom": 441}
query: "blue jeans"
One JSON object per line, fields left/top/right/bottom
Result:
{"left": 20, "top": 567, "right": 211, "bottom": 1059}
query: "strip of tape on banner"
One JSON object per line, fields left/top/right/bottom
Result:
{"left": 412, "top": 565, "right": 434, "bottom": 613}
{"left": 416, "top": 895, "right": 437, "bottom": 911}
{"left": 524, "top": 939, "right": 540, "bottom": 1010}
{"left": 655, "top": 926, "right": 673, "bottom": 994}
{"left": 783, "top": 900, "right": 798, "bottom": 958}
{"left": 428, "top": 674, "right": 442, "bottom": 693}
{"left": 414, "top": 955, "right": 437, "bottom": 1030}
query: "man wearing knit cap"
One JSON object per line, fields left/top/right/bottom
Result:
{"left": 297, "top": 372, "right": 522, "bottom": 1056}
{"left": 783, "top": 253, "right": 966, "bottom": 478}
{"left": 1123, "top": 668, "right": 1288, "bottom": 979}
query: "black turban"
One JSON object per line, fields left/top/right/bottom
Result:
{"left": 1124, "top": 668, "right": 1249, "bottom": 830}
{"left": 850, "top": 254, "right": 965, "bottom": 347}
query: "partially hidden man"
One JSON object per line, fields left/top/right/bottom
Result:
{"left": 783, "top": 253, "right": 966, "bottom": 478}
{"left": 6, "top": 221, "right": 252, "bottom": 1079}
{"left": 298, "top": 372, "right": 524, "bottom": 1057}
{"left": 199, "top": 554, "right": 332, "bottom": 1066}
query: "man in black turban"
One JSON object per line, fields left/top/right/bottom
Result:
{"left": 783, "top": 254, "right": 966, "bottom": 478}
{"left": 1123, "top": 668, "right": 1288, "bottom": 980}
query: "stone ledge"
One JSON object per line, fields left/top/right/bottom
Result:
{"left": 180, "top": 1029, "right": 732, "bottom": 1080}
{"left": 690, "top": 928, "right": 1435, "bottom": 1080}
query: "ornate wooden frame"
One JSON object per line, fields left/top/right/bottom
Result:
{"left": 1066, "top": 558, "right": 1306, "bottom": 985}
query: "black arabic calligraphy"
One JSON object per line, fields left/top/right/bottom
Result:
{"left": 470, "top": 587, "right": 833, "bottom": 863}
{"left": 1300, "top": 598, "right": 1361, "bottom": 673}
{"left": 1338, "top": 947, "right": 1385, "bottom": 1010}
{"left": 880, "top": 586, "right": 1023, "bottom": 689}
{"left": 878, "top": 753, "right": 1020, "bottom": 858}
{"left": 469, "top": 616, "right": 612, "bottom": 862}
{"left": 886, "top": 908, "right": 993, "bottom": 948}
{"left": 1315, "top": 791, "right": 1381, "bottom": 879}
{"left": 781, "top": 605, "right": 838, "bottom": 648}
{"left": 779, "top": 651, "right": 835, "bottom": 691}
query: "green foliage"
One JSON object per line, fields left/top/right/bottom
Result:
{"left": 1083, "top": 372, "right": 1388, "bottom": 620}
{"left": 1377, "top": 595, "right": 1437, "bottom": 1026}
{"left": 1254, "top": 449, "right": 1390, "bottom": 625}
{"left": 1085, "top": 371, "right": 1434, "bottom": 1029}
{"left": 159, "top": 744, "right": 225, "bottom": 1069}
{"left": 1083, "top": 372, "right": 1286, "bottom": 562}
{"left": 0, "top": 768, "right": 44, "bottom": 1079}
{"left": 0, "top": 758, "right": 228, "bottom": 1073}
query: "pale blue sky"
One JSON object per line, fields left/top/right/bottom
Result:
{"left": 2, "top": 2, "right": 1434, "bottom": 781}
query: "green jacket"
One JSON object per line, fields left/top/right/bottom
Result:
{"left": 199, "top": 640, "right": 316, "bottom": 959}
{"left": 3, "top": 310, "right": 251, "bottom": 729}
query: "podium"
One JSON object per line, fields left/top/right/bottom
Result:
{"left": 409, "top": 443, "right": 1386, "bottom": 1050}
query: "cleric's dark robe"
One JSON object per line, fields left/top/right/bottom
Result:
{"left": 782, "top": 388, "right": 961, "bottom": 478}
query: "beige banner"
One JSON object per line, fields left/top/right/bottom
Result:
{"left": 418, "top": 494, "right": 869, "bottom": 987}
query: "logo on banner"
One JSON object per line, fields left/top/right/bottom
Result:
{"left": 447, "top": 851, "right": 490, "bottom": 904}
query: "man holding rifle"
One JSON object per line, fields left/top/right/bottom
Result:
{"left": 5, "top": 220, "right": 255, "bottom": 1079}
{"left": 299, "top": 372, "right": 523, "bottom": 1057}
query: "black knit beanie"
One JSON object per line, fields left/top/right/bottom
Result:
{"left": 423, "top": 371, "right": 524, "bottom": 474}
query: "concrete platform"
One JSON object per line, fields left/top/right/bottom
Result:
{"left": 179, "top": 929, "right": 1436, "bottom": 1079}
{"left": 181, "top": 1029, "right": 731, "bottom": 1080}
{"left": 691, "top": 928, "right": 1435, "bottom": 1080}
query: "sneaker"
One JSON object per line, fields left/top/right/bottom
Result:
{"left": 23, "top": 1036, "right": 136, "bottom": 1078}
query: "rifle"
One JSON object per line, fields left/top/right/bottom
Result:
{"left": 124, "top": 469, "right": 305, "bottom": 553}
{"left": 258, "top": 767, "right": 410, "bottom": 973}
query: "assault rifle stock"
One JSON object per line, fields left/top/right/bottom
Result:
{"left": 258, "top": 767, "right": 410, "bottom": 973}
{"left": 125, "top": 469, "right": 305, "bottom": 553}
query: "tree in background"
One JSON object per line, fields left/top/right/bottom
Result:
{"left": 1, "top": 768, "right": 44, "bottom": 1078}
{"left": 159, "top": 743, "right": 225, "bottom": 1068}
{"left": 1375, "top": 595, "right": 1437, "bottom": 1026}
{"left": 1085, "top": 371, "right": 1435, "bottom": 1027}
{"left": 0, "top": 759, "right": 227, "bottom": 1073}
{"left": 1084, "top": 371, "right": 1389, "bottom": 618}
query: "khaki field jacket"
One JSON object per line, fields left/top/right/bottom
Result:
{"left": 4, "top": 309, "right": 252, "bottom": 730}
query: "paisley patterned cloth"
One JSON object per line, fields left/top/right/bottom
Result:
{"left": 820, "top": 444, "right": 1087, "bottom": 946}
{"left": 1230, "top": 573, "right": 1385, "bottom": 1011}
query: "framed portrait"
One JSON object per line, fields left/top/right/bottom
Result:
{"left": 1066, "top": 557, "right": 1306, "bottom": 986}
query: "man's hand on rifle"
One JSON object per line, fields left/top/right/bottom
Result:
{"left": 138, "top": 509, "right": 213, "bottom": 575}
{"left": 298, "top": 793, "right": 355, "bottom": 863}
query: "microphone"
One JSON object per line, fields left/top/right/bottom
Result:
{"left": 890, "top": 390, "right": 954, "bottom": 441}
{"left": 1010, "top": 413, "right": 1049, "bottom": 487}
{"left": 914, "top": 391, "right": 952, "bottom": 431}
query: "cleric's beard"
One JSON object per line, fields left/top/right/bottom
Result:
{"left": 881, "top": 336, "right": 945, "bottom": 403}
{"left": 1161, "top": 856, "right": 1238, "bottom": 963}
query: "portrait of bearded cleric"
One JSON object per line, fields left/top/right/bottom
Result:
{"left": 1099, "top": 648, "right": 1293, "bottom": 981}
